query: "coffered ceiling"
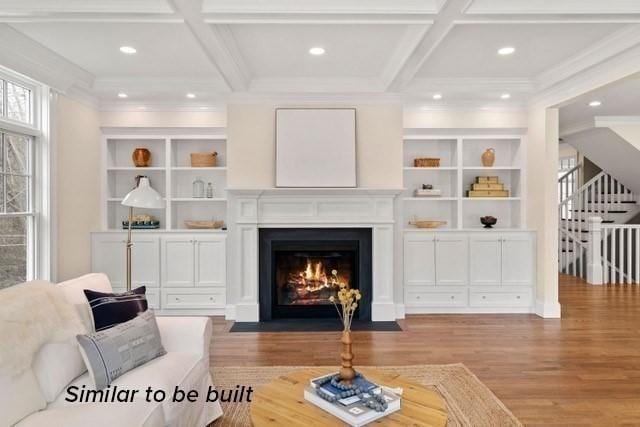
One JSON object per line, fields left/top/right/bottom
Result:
{"left": 1, "top": 0, "right": 639, "bottom": 110}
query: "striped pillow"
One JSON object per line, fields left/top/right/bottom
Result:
{"left": 83, "top": 286, "right": 148, "bottom": 332}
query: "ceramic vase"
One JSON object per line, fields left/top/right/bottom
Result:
{"left": 132, "top": 148, "right": 151, "bottom": 167}
{"left": 481, "top": 148, "right": 495, "bottom": 167}
{"left": 339, "top": 330, "right": 356, "bottom": 384}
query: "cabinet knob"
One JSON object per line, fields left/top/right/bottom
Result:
{"left": 175, "top": 297, "right": 180, "bottom": 301}
{"left": 516, "top": 295, "right": 521, "bottom": 299}
{"left": 416, "top": 295, "right": 421, "bottom": 299}
{"left": 450, "top": 295, "right": 455, "bottom": 299}
{"left": 482, "top": 295, "right": 486, "bottom": 299}
{"left": 209, "top": 297, "right": 214, "bottom": 301}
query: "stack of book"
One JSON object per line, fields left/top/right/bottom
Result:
{"left": 304, "top": 373, "right": 401, "bottom": 426}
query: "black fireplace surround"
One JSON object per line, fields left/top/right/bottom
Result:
{"left": 259, "top": 228, "right": 372, "bottom": 321}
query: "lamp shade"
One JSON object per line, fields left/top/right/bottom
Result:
{"left": 121, "top": 176, "right": 164, "bottom": 209}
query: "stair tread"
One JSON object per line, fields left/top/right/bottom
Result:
{"left": 571, "top": 210, "right": 628, "bottom": 214}
{"left": 560, "top": 219, "right": 615, "bottom": 223}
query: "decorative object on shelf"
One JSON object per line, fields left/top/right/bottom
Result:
{"left": 329, "top": 285, "right": 362, "bottom": 384}
{"left": 190, "top": 151, "right": 218, "bottom": 167}
{"left": 206, "top": 182, "right": 214, "bottom": 198}
{"left": 122, "top": 213, "right": 160, "bottom": 229}
{"left": 414, "top": 157, "right": 440, "bottom": 167}
{"left": 132, "top": 148, "right": 151, "bottom": 167}
{"left": 467, "top": 176, "right": 509, "bottom": 197}
{"left": 121, "top": 176, "right": 164, "bottom": 290}
{"left": 408, "top": 218, "right": 447, "bottom": 228}
{"left": 192, "top": 176, "right": 205, "bottom": 198}
{"left": 481, "top": 148, "right": 496, "bottom": 167}
{"left": 183, "top": 220, "right": 224, "bottom": 229}
{"left": 480, "top": 216, "right": 498, "bottom": 228}
{"left": 422, "top": 184, "right": 433, "bottom": 190}
{"left": 415, "top": 183, "right": 441, "bottom": 197}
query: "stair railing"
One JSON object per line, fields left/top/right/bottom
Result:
{"left": 586, "top": 217, "right": 638, "bottom": 284}
{"left": 558, "top": 163, "right": 581, "bottom": 204}
{"left": 559, "top": 172, "right": 634, "bottom": 278}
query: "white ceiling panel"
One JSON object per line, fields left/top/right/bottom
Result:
{"left": 10, "top": 22, "right": 220, "bottom": 78}
{"left": 203, "top": 0, "right": 443, "bottom": 14}
{"left": 227, "top": 23, "right": 423, "bottom": 79}
{"left": 0, "top": 0, "right": 174, "bottom": 14}
{"left": 416, "top": 23, "right": 626, "bottom": 79}
{"left": 466, "top": 0, "right": 640, "bottom": 15}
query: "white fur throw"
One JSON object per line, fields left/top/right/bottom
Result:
{"left": 0, "top": 281, "right": 87, "bottom": 376}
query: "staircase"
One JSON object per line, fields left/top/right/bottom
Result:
{"left": 558, "top": 168, "right": 639, "bottom": 279}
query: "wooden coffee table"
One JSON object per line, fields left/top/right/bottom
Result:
{"left": 250, "top": 367, "right": 447, "bottom": 426}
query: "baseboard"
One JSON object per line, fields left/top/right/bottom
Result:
{"left": 535, "top": 299, "right": 562, "bottom": 318}
{"left": 225, "top": 304, "right": 236, "bottom": 320}
{"left": 395, "top": 304, "right": 406, "bottom": 319}
{"left": 405, "top": 306, "right": 534, "bottom": 315}
{"left": 371, "top": 301, "right": 397, "bottom": 321}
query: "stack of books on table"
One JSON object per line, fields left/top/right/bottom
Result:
{"left": 304, "top": 373, "right": 401, "bottom": 427}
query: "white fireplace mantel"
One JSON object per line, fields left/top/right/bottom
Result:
{"left": 226, "top": 188, "right": 402, "bottom": 322}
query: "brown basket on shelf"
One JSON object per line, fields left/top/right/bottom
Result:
{"left": 184, "top": 220, "right": 224, "bottom": 229}
{"left": 408, "top": 219, "right": 447, "bottom": 229}
{"left": 414, "top": 157, "right": 440, "bottom": 167}
{"left": 190, "top": 152, "right": 218, "bottom": 167}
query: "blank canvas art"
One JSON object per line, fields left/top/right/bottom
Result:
{"left": 276, "top": 108, "right": 356, "bottom": 187}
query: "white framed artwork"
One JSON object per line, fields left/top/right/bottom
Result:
{"left": 275, "top": 108, "right": 357, "bottom": 187}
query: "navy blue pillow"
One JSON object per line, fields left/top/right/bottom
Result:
{"left": 83, "top": 286, "right": 148, "bottom": 331}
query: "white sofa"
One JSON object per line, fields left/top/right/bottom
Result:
{"left": 2, "top": 273, "right": 223, "bottom": 427}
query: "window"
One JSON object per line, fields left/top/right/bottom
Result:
{"left": 0, "top": 70, "right": 45, "bottom": 289}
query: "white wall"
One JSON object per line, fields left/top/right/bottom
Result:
{"left": 404, "top": 109, "right": 528, "bottom": 129}
{"left": 227, "top": 103, "right": 403, "bottom": 188}
{"left": 54, "top": 94, "right": 101, "bottom": 281}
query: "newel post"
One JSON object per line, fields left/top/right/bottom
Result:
{"left": 586, "top": 217, "right": 604, "bottom": 285}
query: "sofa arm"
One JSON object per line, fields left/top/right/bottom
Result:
{"left": 155, "top": 316, "right": 212, "bottom": 360}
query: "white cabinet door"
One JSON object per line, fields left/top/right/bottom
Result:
{"left": 403, "top": 234, "right": 436, "bottom": 287}
{"left": 435, "top": 234, "right": 468, "bottom": 286}
{"left": 469, "top": 235, "right": 501, "bottom": 286}
{"left": 91, "top": 234, "right": 126, "bottom": 288}
{"left": 131, "top": 236, "right": 160, "bottom": 288}
{"left": 161, "top": 236, "right": 194, "bottom": 287}
{"left": 195, "top": 236, "right": 226, "bottom": 288}
{"left": 501, "top": 233, "right": 534, "bottom": 286}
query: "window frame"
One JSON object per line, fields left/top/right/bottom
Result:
{"left": 0, "top": 66, "right": 51, "bottom": 285}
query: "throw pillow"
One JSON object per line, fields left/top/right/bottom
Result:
{"left": 76, "top": 310, "right": 166, "bottom": 390}
{"left": 84, "top": 286, "right": 148, "bottom": 331}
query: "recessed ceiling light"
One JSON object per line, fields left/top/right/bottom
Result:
{"left": 186, "top": 93, "right": 196, "bottom": 99}
{"left": 309, "top": 47, "right": 325, "bottom": 56}
{"left": 501, "top": 93, "right": 511, "bottom": 99}
{"left": 589, "top": 100, "right": 602, "bottom": 107}
{"left": 117, "top": 93, "right": 128, "bottom": 98}
{"left": 119, "top": 46, "right": 137, "bottom": 54}
{"left": 498, "top": 46, "right": 515, "bottom": 56}
{"left": 200, "top": 106, "right": 208, "bottom": 110}
{"left": 432, "top": 93, "right": 443, "bottom": 100}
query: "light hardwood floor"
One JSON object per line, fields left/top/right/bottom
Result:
{"left": 211, "top": 275, "right": 640, "bottom": 425}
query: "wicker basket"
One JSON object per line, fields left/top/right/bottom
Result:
{"left": 414, "top": 158, "right": 440, "bottom": 167}
{"left": 190, "top": 152, "right": 218, "bottom": 167}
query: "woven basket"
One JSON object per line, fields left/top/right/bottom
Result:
{"left": 184, "top": 220, "right": 224, "bottom": 229}
{"left": 190, "top": 152, "right": 218, "bottom": 167}
{"left": 414, "top": 158, "right": 440, "bottom": 167}
{"left": 408, "top": 219, "right": 447, "bottom": 229}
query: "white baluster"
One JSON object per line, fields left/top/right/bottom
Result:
{"left": 627, "top": 228, "right": 632, "bottom": 284}
{"left": 587, "top": 217, "right": 603, "bottom": 285}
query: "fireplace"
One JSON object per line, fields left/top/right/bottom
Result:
{"left": 259, "top": 228, "right": 372, "bottom": 321}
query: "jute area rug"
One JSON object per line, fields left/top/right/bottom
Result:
{"left": 210, "top": 364, "right": 521, "bottom": 426}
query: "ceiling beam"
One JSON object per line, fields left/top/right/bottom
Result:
{"left": 168, "top": 0, "right": 250, "bottom": 92}
{"left": 386, "top": 0, "right": 475, "bottom": 92}
{"left": 0, "top": 13, "right": 184, "bottom": 23}
{"left": 202, "top": 12, "right": 435, "bottom": 24}
{"left": 455, "top": 13, "right": 640, "bottom": 24}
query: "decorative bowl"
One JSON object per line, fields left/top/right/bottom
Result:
{"left": 480, "top": 216, "right": 497, "bottom": 228}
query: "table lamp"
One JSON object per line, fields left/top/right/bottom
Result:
{"left": 121, "top": 176, "right": 164, "bottom": 291}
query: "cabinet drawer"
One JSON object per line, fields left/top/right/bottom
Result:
{"left": 470, "top": 288, "right": 532, "bottom": 307}
{"left": 113, "top": 287, "right": 160, "bottom": 310}
{"left": 161, "top": 288, "right": 226, "bottom": 309}
{"left": 405, "top": 288, "right": 468, "bottom": 307}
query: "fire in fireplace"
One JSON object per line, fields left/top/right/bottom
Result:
{"left": 259, "top": 228, "right": 372, "bottom": 321}
{"left": 275, "top": 251, "right": 354, "bottom": 306}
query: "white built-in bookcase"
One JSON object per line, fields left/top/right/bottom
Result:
{"left": 101, "top": 129, "right": 227, "bottom": 231}
{"left": 402, "top": 133, "right": 526, "bottom": 230}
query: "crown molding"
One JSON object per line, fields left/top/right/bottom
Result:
{"left": 62, "top": 85, "right": 101, "bottom": 110}
{"left": 249, "top": 77, "right": 388, "bottom": 94}
{"left": 98, "top": 101, "right": 228, "bottom": 112}
{"left": 0, "top": 13, "right": 183, "bottom": 23}
{"left": 535, "top": 25, "right": 640, "bottom": 92}
{"left": 0, "top": 0, "right": 175, "bottom": 14}
{"left": 455, "top": 13, "right": 640, "bottom": 24}
{"left": 228, "top": 91, "right": 403, "bottom": 105}
{"left": 530, "top": 43, "right": 640, "bottom": 109}
{"left": 91, "top": 77, "right": 230, "bottom": 93}
{"left": 0, "top": 24, "right": 94, "bottom": 92}
{"left": 405, "top": 77, "right": 535, "bottom": 94}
